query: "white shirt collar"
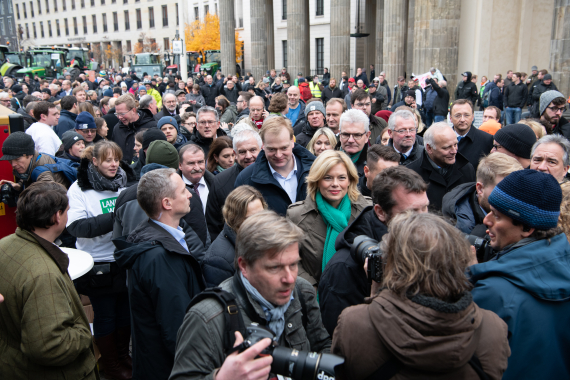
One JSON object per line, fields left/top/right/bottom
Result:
{"left": 392, "top": 144, "right": 413, "bottom": 157}
{"left": 182, "top": 174, "right": 206, "bottom": 187}
{"left": 268, "top": 157, "right": 297, "bottom": 179}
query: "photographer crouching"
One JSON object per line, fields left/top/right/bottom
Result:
{"left": 332, "top": 212, "right": 511, "bottom": 379}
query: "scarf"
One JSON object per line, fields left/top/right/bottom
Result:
{"left": 240, "top": 273, "right": 293, "bottom": 341}
{"left": 216, "top": 165, "right": 227, "bottom": 173}
{"left": 87, "top": 162, "right": 127, "bottom": 191}
{"left": 349, "top": 149, "right": 362, "bottom": 164}
{"left": 316, "top": 191, "right": 351, "bottom": 272}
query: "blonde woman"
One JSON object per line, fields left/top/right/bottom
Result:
{"left": 202, "top": 185, "right": 267, "bottom": 287}
{"left": 307, "top": 127, "right": 337, "bottom": 156}
{"left": 287, "top": 150, "right": 371, "bottom": 286}
{"left": 519, "top": 119, "right": 547, "bottom": 139}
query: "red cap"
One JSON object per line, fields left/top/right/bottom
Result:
{"left": 348, "top": 78, "right": 356, "bottom": 83}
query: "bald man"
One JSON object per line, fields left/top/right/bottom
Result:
{"left": 285, "top": 86, "right": 306, "bottom": 128}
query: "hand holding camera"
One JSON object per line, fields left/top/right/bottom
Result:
{"left": 216, "top": 331, "right": 273, "bottom": 380}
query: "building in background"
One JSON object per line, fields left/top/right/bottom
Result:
{"left": 0, "top": 0, "right": 19, "bottom": 49}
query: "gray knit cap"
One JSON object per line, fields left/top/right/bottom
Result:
{"left": 304, "top": 101, "right": 326, "bottom": 118}
{"left": 0, "top": 132, "right": 35, "bottom": 160}
{"left": 540, "top": 90, "right": 565, "bottom": 116}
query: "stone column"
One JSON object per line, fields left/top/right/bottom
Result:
{"left": 250, "top": 0, "right": 268, "bottom": 80}
{"left": 413, "top": 0, "right": 461, "bottom": 95}
{"left": 330, "top": 0, "right": 350, "bottom": 81}
{"left": 550, "top": 1, "right": 570, "bottom": 98}
{"left": 383, "top": 0, "right": 408, "bottom": 85}
{"left": 364, "top": 0, "right": 376, "bottom": 76}
{"left": 375, "top": 0, "right": 384, "bottom": 75}
{"left": 266, "top": 0, "right": 275, "bottom": 70}
{"left": 406, "top": 0, "right": 415, "bottom": 77}
{"left": 219, "top": 0, "right": 236, "bottom": 76}
{"left": 287, "top": 0, "right": 310, "bottom": 79}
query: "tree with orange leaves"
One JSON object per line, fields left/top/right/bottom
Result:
{"left": 134, "top": 33, "right": 162, "bottom": 54}
{"left": 185, "top": 13, "right": 243, "bottom": 64}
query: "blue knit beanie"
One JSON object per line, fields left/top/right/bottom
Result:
{"left": 488, "top": 170, "right": 561, "bottom": 229}
{"left": 157, "top": 116, "right": 180, "bottom": 132}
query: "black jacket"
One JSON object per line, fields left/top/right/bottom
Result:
{"left": 113, "top": 219, "right": 205, "bottom": 380}
{"left": 186, "top": 127, "right": 227, "bottom": 157}
{"left": 113, "top": 108, "right": 158, "bottom": 163}
{"left": 454, "top": 73, "right": 479, "bottom": 105}
{"left": 357, "top": 175, "right": 371, "bottom": 197}
{"left": 200, "top": 83, "right": 220, "bottom": 107}
{"left": 407, "top": 150, "right": 476, "bottom": 211}
{"left": 441, "top": 182, "right": 488, "bottom": 237}
{"left": 17, "top": 108, "right": 37, "bottom": 130}
{"left": 553, "top": 117, "right": 570, "bottom": 141}
{"left": 530, "top": 80, "right": 559, "bottom": 117}
{"left": 201, "top": 223, "right": 237, "bottom": 288}
{"left": 318, "top": 206, "right": 388, "bottom": 336}
{"left": 295, "top": 121, "right": 322, "bottom": 148}
{"left": 387, "top": 136, "right": 424, "bottom": 166}
{"left": 392, "top": 85, "right": 409, "bottom": 106}
{"left": 234, "top": 144, "right": 316, "bottom": 216}
{"left": 103, "top": 107, "right": 119, "bottom": 141}
{"left": 321, "top": 86, "right": 343, "bottom": 105}
{"left": 220, "top": 85, "right": 239, "bottom": 105}
{"left": 456, "top": 125, "right": 494, "bottom": 170}
{"left": 335, "top": 141, "right": 368, "bottom": 178}
{"left": 153, "top": 107, "right": 181, "bottom": 123}
{"left": 205, "top": 163, "right": 244, "bottom": 239}
{"left": 369, "top": 91, "right": 386, "bottom": 116}
{"left": 504, "top": 82, "right": 528, "bottom": 109}
{"left": 428, "top": 78, "right": 450, "bottom": 117}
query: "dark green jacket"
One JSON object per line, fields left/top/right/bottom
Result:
{"left": 169, "top": 273, "right": 332, "bottom": 380}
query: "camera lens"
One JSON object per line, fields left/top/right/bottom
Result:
{"left": 350, "top": 235, "right": 380, "bottom": 266}
{"left": 271, "top": 347, "right": 344, "bottom": 380}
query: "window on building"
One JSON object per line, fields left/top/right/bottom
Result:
{"left": 39, "top": 21, "right": 44, "bottom": 37}
{"left": 8, "top": 0, "right": 13, "bottom": 13}
{"left": 124, "top": 10, "right": 129, "bottom": 30}
{"left": 204, "top": 5, "right": 208, "bottom": 15}
{"left": 48, "top": 20, "right": 52, "bottom": 36}
{"left": 316, "top": 38, "right": 324, "bottom": 74}
{"left": 215, "top": 3, "right": 217, "bottom": 15}
{"left": 62, "top": 0, "right": 66, "bottom": 11}
{"left": 113, "top": 11, "right": 118, "bottom": 31}
{"left": 55, "top": 20, "right": 59, "bottom": 36}
{"left": 126, "top": 40, "right": 131, "bottom": 51}
{"left": 102, "top": 13, "right": 107, "bottom": 32}
{"left": 23, "top": 3, "right": 27, "bottom": 18}
{"left": 83, "top": 15, "right": 86, "bottom": 33}
{"left": 25, "top": 23, "right": 30, "bottom": 38}
{"left": 92, "top": 14, "right": 97, "bottom": 33}
{"left": 71, "top": 0, "right": 75, "bottom": 9}
{"left": 136, "top": 8, "right": 141, "bottom": 28}
{"left": 30, "top": 1, "right": 34, "bottom": 17}
{"left": 175, "top": 3, "right": 178, "bottom": 26}
{"left": 282, "top": 0, "right": 287, "bottom": 20}
{"left": 81, "top": 0, "right": 84, "bottom": 8}
{"left": 7, "top": 17, "right": 13, "bottom": 33}
{"left": 163, "top": 37, "right": 169, "bottom": 50}
{"left": 64, "top": 18, "right": 68, "bottom": 35}
{"left": 194, "top": 6, "right": 198, "bottom": 20}
{"left": 91, "top": 0, "right": 94, "bottom": 6}
{"left": 54, "top": 0, "right": 57, "bottom": 12}
{"left": 161, "top": 5, "right": 167, "bottom": 27}
{"left": 0, "top": 20, "right": 5, "bottom": 35}
{"left": 16, "top": 4, "right": 20, "bottom": 19}
{"left": 73, "top": 17, "right": 77, "bottom": 34}
{"left": 282, "top": 40, "right": 287, "bottom": 68}
{"left": 148, "top": 6, "right": 154, "bottom": 27}
{"left": 37, "top": 0, "right": 41, "bottom": 14}
{"left": 316, "top": 0, "right": 323, "bottom": 16}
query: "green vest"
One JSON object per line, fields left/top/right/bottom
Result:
{"left": 309, "top": 82, "right": 322, "bottom": 98}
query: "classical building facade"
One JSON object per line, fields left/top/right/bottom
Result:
{"left": 0, "top": 0, "right": 18, "bottom": 49}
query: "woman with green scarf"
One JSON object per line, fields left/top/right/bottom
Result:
{"left": 206, "top": 136, "right": 235, "bottom": 175}
{"left": 286, "top": 150, "right": 371, "bottom": 287}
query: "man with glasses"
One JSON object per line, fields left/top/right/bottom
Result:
{"left": 449, "top": 99, "right": 494, "bottom": 170}
{"left": 337, "top": 109, "right": 371, "bottom": 178}
{"left": 235, "top": 91, "right": 253, "bottom": 121}
{"left": 350, "top": 89, "right": 388, "bottom": 144}
{"left": 0, "top": 93, "right": 13, "bottom": 109}
{"left": 153, "top": 93, "right": 180, "bottom": 122}
{"left": 187, "top": 106, "right": 227, "bottom": 157}
{"left": 491, "top": 124, "right": 537, "bottom": 168}
{"left": 538, "top": 91, "right": 570, "bottom": 139}
{"left": 385, "top": 109, "right": 424, "bottom": 165}
{"left": 113, "top": 94, "right": 158, "bottom": 163}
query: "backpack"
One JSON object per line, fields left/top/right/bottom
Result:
{"left": 482, "top": 87, "right": 492, "bottom": 108}
{"left": 31, "top": 153, "right": 79, "bottom": 185}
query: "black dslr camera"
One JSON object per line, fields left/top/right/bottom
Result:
{"left": 465, "top": 234, "right": 491, "bottom": 263}
{"left": 0, "top": 183, "right": 18, "bottom": 208}
{"left": 351, "top": 235, "right": 383, "bottom": 283}
{"left": 241, "top": 323, "right": 344, "bottom": 380}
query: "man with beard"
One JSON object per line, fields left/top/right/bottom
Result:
{"left": 294, "top": 101, "right": 326, "bottom": 148}
{"left": 206, "top": 128, "right": 263, "bottom": 238}
{"left": 153, "top": 93, "right": 180, "bottom": 122}
{"left": 285, "top": 86, "right": 305, "bottom": 128}
{"left": 442, "top": 152, "right": 523, "bottom": 238}
{"left": 538, "top": 91, "right": 569, "bottom": 138}
{"left": 530, "top": 74, "right": 559, "bottom": 117}
{"left": 321, "top": 78, "right": 343, "bottom": 105}
{"left": 187, "top": 106, "right": 227, "bottom": 157}
{"left": 178, "top": 144, "right": 215, "bottom": 215}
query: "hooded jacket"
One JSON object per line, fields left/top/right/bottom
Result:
{"left": 318, "top": 206, "right": 388, "bottom": 335}
{"left": 441, "top": 182, "right": 487, "bottom": 236}
{"left": 113, "top": 108, "right": 158, "bottom": 164}
{"left": 113, "top": 219, "right": 206, "bottom": 380}
{"left": 55, "top": 109, "right": 78, "bottom": 138}
{"left": 332, "top": 290, "right": 510, "bottom": 380}
{"left": 470, "top": 234, "right": 570, "bottom": 380}
{"left": 219, "top": 104, "right": 238, "bottom": 125}
{"left": 454, "top": 72, "right": 479, "bottom": 105}
{"left": 201, "top": 223, "right": 237, "bottom": 287}
{"left": 187, "top": 127, "right": 227, "bottom": 158}
{"left": 234, "top": 143, "right": 316, "bottom": 216}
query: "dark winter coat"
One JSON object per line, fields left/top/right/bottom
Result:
{"left": 205, "top": 164, "right": 244, "bottom": 239}
{"left": 113, "top": 219, "right": 206, "bottom": 380}
{"left": 441, "top": 182, "right": 488, "bottom": 236}
{"left": 186, "top": 127, "right": 227, "bottom": 158}
{"left": 10, "top": 90, "right": 25, "bottom": 110}
{"left": 530, "top": 80, "right": 559, "bottom": 117}
{"left": 387, "top": 136, "right": 424, "bottom": 166}
{"left": 455, "top": 73, "right": 479, "bottom": 105}
{"left": 321, "top": 86, "right": 343, "bottom": 105}
{"left": 54, "top": 110, "right": 78, "bottom": 138}
{"left": 220, "top": 85, "right": 239, "bottom": 105}
{"left": 353, "top": 72, "right": 369, "bottom": 87}
{"left": 200, "top": 83, "right": 220, "bottom": 107}
{"left": 103, "top": 107, "right": 119, "bottom": 141}
{"left": 488, "top": 86, "right": 504, "bottom": 110}
{"left": 456, "top": 125, "right": 494, "bottom": 170}
{"left": 153, "top": 107, "right": 182, "bottom": 123}
{"left": 369, "top": 90, "right": 387, "bottom": 116}
{"left": 392, "top": 85, "right": 409, "bottom": 106}
{"left": 234, "top": 144, "right": 316, "bottom": 216}
{"left": 113, "top": 108, "right": 158, "bottom": 163}
{"left": 552, "top": 116, "right": 570, "bottom": 141}
{"left": 428, "top": 78, "right": 450, "bottom": 117}
{"left": 17, "top": 107, "right": 37, "bottom": 130}
{"left": 201, "top": 223, "right": 237, "bottom": 287}
{"left": 504, "top": 82, "right": 528, "bottom": 109}
{"left": 295, "top": 121, "right": 323, "bottom": 148}
{"left": 318, "top": 206, "right": 388, "bottom": 335}
{"left": 407, "top": 150, "right": 476, "bottom": 211}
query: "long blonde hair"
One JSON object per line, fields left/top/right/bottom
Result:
{"left": 306, "top": 150, "right": 360, "bottom": 203}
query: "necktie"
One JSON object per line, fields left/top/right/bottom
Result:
{"left": 191, "top": 183, "right": 200, "bottom": 198}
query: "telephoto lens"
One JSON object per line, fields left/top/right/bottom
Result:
{"left": 271, "top": 346, "right": 344, "bottom": 380}
{"left": 350, "top": 235, "right": 380, "bottom": 266}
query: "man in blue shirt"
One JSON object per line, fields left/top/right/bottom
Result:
{"left": 113, "top": 168, "right": 205, "bottom": 380}
{"left": 285, "top": 86, "right": 306, "bottom": 129}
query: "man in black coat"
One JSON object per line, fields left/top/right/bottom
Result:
{"left": 153, "top": 93, "right": 181, "bottom": 122}
{"left": 319, "top": 166, "right": 429, "bottom": 335}
{"left": 454, "top": 71, "right": 479, "bottom": 105}
{"left": 295, "top": 101, "right": 326, "bottom": 147}
{"left": 206, "top": 128, "right": 262, "bottom": 239}
{"left": 503, "top": 72, "right": 528, "bottom": 124}
{"left": 113, "top": 95, "right": 158, "bottom": 163}
{"left": 113, "top": 168, "right": 205, "bottom": 380}
{"left": 407, "top": 122, "right": 476, "bottom": 211}
{"left": 427, "top": 78, "right": 450, "bottom": 122}
{"left": 200, "top": 75, "right": 220, "bottom": 107}
{"left": 185, "top": 106, "right": 227, "bottom": 157}
{"left": 449, "top": 99, "right": 493, "bottom": 170}
{"left": 384, "top": 109, "right": 425, "bottom": 166}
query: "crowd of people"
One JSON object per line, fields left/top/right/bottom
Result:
{"left": 0, "top": 62, "right": 569, "bottom": 380}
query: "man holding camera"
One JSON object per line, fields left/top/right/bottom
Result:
{"left": 170, "top": 210, "right": 331, "bottom": 380}
{"left": 470, "top": 170, "right": 570, "bottom": 380}
{"left": 319, "top": 166, "right": 429, "bottom": 335}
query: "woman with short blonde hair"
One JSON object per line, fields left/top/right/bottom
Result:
{"left": 287, "top": 150, "right": 371, "bottom": 285}
{"left": 519, "top": 119, "right": 547, "bottom": 139}
{"left": 307, "top": 127, "right": 337, "bottom": 156}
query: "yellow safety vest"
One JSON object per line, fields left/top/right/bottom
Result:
{"left": 309, "top": 82, "right": 322, "bottom": 98}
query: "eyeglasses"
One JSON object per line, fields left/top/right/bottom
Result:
{"left": 198, "top": 120, "right": 217, "bottom": 126}
{"left": 393, "top": 128, "right": 417, "bottom": 135}
{"left": 250, "top": 108, "right": 264, "bottom": 112}
{"left": 452, "top": 113, "right": 473, "bottom": 120}
{"left": 340, "top": 132, "right": 366, "bottom": 141}
{"left": 492, "top": 143, "right": 502, "bottom": 150}
{"left": 184, "top": 122, "right": 197, "bottom": 127}
{"left": 354, "top": 102, "right": 371, "bottom": 108}
{"left": 546, "top": 105, "right": 567, "bottom": 114}
{"left": 116, "top": 109, "right": 133, "bottom": 117}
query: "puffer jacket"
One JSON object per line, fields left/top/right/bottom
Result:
{"left": 14, "top": 151, "right": 71, "bottom": 192}
{"left": 332, "top": 290, "right": 510, "bottom": 380}
{"left": 286, "top": 193, "right": 372, "bottom": 286}
{"left": 201, "top": 223, "right": 237, "bottom": 287}
{"left": 169, "top": 273, "right": 332, "bottom": 380}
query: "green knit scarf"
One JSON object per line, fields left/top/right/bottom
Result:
{"left": 349, "top": 149, "right": 362, "bottom": 163}
{"left": 316, "top": 191, "right": 352, "bottom": 273}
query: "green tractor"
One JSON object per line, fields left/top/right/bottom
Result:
{"left": 15, "top": 49, "right": 68, "bottom": 81}
{"left": 0, "top": 45, "right": 24, "bottom": 77}
{"left": 132, "top": 53, "right": 164, "bottom": 78}
{"left": 200, "top": 50, "right": 221, "bottom": 75}
{"left": 36, "top": 46, "right": 98, "bottom": 79}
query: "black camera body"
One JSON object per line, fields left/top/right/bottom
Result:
{"left": 242, "top": 323, "right": 344, "bottom": 380}
{"left": 351, "top": 235, "right": 384, "bottom": 283}
{"left": 0, "top": 183, "right": 18, "bottom": 208}
{"left": 465, "top": 234, "right": 491, "bottom": 263}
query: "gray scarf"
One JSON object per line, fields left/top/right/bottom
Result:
{"left": 87, "top": 162, "right": 127, "bottom": 191}
{"left": 240, "top": 273, "right": 293, "bottom": 341}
